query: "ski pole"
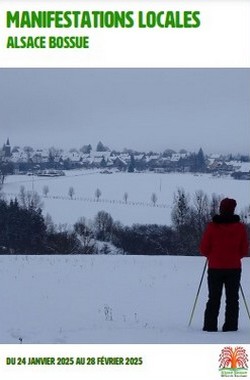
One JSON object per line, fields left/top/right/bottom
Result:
{"left": 188, "top": 259, "right": 208, "bottom": 327}
{"left": 240, "top": 283, "right": 250, "bottom": 322}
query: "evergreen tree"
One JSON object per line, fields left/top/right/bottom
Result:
{"left": 0, "top": 198, "right": 47, "bottom": 253}
{"left": 128, "top": 154, "right": 135, "bottom": 172}
{"left": 80, "top": 144, "right": 92, "bottom": 154}
{"left": 96, "top": 141, "right": 109, "bottom": 152}
{"left": 171, "top": 188, "right": 196, "bottom": 254}
{"left": 196, "top": 148, "right": 206, "bottom": 172}
{"left": 0, "top": 199, "right": 8, "bottom": 251}
{"left": 171, "top": 188, "right": 190, "bottom": 229}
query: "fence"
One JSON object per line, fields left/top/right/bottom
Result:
{"left": 4, "top": 192, "right": 170, "bottom": 209}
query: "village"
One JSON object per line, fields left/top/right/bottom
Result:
{"left": 0, "top": 138, "right": 250, "bottom": 181}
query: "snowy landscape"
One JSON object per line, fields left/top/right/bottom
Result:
{"left": 0, "top": 254, "right": 249, "bottom": 344}
{"left": 1, "top": 166, "right": 249, "bottom": 345}
{"left": 1, "top": 68, "right": 249, "bottom": 345}
{"left": 3, "top": 170, "right": 250, "bottom": 227}
{"left": 1, "top": 170, "right": 249, "bottom": 346}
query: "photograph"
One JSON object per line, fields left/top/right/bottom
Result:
{"left": 0, "top": 68, "right": 249, "bottom": 344}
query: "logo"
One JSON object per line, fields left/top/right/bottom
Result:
{"left": 219, "top": 346, "right": 248, "bottom": 377}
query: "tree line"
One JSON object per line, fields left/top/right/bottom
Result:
{"left": 0, "top": 188, "right": 249, "bottom": 255}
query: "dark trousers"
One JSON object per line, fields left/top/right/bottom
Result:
{"left": 203, "top": 268, "right": 241, "bottom": 331}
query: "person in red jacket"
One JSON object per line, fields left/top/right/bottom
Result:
{"left": 200, "top": 197, "right": 249, "bottom": 332}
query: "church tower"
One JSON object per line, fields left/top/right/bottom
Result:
{"left": 3, "top": 138, "right": 11, "bottom": 157}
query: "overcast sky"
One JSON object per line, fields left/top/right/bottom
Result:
{"left": 0, "top": 68, "right": 249, "bottom": 154}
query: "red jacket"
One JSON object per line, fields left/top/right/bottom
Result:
{"left": 199, "top": 214, "right": 249, "bottom": 269}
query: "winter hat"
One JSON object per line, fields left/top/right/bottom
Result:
{"left": 219, "top": 198, "right": 237, "bottom": 215}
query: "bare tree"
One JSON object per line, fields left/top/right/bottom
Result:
{"left": 94, "top": 211, "right": 113, "bottom": 241}
{"left": 0, "top": 159, "right": 9, "bottom": 185}
{"left": 123, "top": 192, "right": 128, "bottom": 204}
{"left": 74, "top": 217, "right": 96, "bottom": 254}
{"left": 191, "top": 190, "right": 210, "bottom": 236}
{"left": 43, "top": 185, "right": 49, "bottom": 197}
{"left": 151, "top": 192, "right": 158, "bottom": 206}
{"left": 48, "top": 146, "right": 62, "bottom": 163}
{"left": 240, "top": 205, "right": 250, "bottom": 225}
{"left": 95, "top": 188, "right": 102, "bottom": 201}
{"left": 0, "top": 183, "right": 4, "bottom": 199}
{"left": 210, "top": 193, "right": 223, "bottom": 217}
{"left": 44, "top": 213, "right": 55, "bottom": 234}
{"left": 0, "top": 172, "right": 5, "bottom": 185}
{"left": 68, "top": 186, "right": 75, "bottom": 199}
{"left": 18, "top": 185, "right": 44, "bottom": 210}
{"left": 23, "top": 146, "right": 34, "bottom": 160}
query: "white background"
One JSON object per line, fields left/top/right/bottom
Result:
{"left": 1, "top": 344, "right": 249, "bottom": 379}
{"left": 0, "top": 0, "right": 249, "bottom": 68}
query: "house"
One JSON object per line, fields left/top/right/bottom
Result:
{"left": 231, "top": 162, "right": 250, "bottom": 180}
{"left": 112, "top": 157, "right": 127, "bottom": 171}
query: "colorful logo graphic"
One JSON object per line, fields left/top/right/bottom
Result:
{"left": 219, "top": 346, "right": 248, "bottom": 377}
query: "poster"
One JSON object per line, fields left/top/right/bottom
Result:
{"left": 0, "top": 0, "right": 249, "bottom": 379}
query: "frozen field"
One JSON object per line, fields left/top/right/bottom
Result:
{"left": 0, "top": 255, "right": 249, "bottom": 344}
{"left": 4, "top": 171, "right": 250, "bottom": 226}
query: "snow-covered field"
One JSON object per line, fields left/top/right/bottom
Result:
{"left": 2, "top": 172, "right": 249, "bottom": 344}
{"left": 4, "top": 171, "right": 250, "bottom": 226}
{"left": 0, "top": 255, "right": 249, "bottom": 344}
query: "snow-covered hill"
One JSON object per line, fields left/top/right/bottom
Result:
{"left": 1, "top": 255, "right": 249, "bottom": 344}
